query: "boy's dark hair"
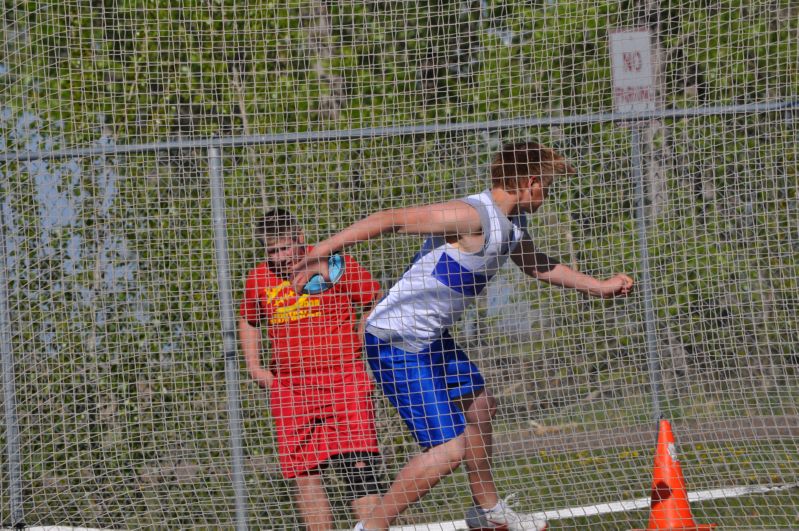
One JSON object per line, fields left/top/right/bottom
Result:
{"left": 255, "top": 208, "right": 301, "bottom": 245}
{"left": 490, "top": 142, "right": 576, "bottom": 189}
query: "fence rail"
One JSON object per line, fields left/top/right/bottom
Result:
{"left": 1, "top": 101, "right": 795, "bottom": 163}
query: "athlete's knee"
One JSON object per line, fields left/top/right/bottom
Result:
{"left": 482, "top": 392, "right": 498, "bottom": 418}
{"left": 464, "top": 390, "right": 497, "bottom": 424}
{"left": 431, "top": 433, "right": 467, "bottom": 470}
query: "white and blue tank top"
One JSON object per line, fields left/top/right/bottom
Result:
{"left": 365, "top": 190, "right": 527, "bottom": 351}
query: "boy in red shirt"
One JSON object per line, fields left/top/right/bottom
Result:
{"left": 239, "top": 208, "right": 384, "bottom": 530}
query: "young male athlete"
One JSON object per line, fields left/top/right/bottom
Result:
{"left": 292, "top": 142, "right": 634, "bottom": 531}
{"left": 239, "top": 208, "right": 385, "bottom": 530}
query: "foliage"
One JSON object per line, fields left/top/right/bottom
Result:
{"left": 1, "top": 0, "right": 797, "bottom": 527}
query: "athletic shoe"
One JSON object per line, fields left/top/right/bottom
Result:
{"left": 464, "top": 495, "right": 547, "bottom": 531}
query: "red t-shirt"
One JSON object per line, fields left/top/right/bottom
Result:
{"left": 240, "top": 251, "right": 381, "bottom": 478}
{"left": 239, "top": 252, "right": 379, "bottom": 398}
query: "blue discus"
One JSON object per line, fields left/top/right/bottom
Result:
{"left": 302, "top": 253, "right": 345, "bottom": 295}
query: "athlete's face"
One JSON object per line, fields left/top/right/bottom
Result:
{"left": 264, "top": 234, "right": 306, "bottom": 279}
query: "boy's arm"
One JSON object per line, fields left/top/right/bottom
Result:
{"left": 292, "top": 200, "right": 482, "bottom": 291}
{"left": 239, "top": 318, "right": 274, "bottom": 389}
{"left": 339, "top": 256, "right": 383, "bottom": 337}
{"left": 511, "top": 232, "right": 634, "bottom": 298}
{"left": 356, "top": 296, "right": 382, "bottom": 340}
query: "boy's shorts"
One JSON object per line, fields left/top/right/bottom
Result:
{"left": 271, "top": 371, "right": 379, "bottom": 479}
{"left": 364, "top": 331, "right": 485, "bottom": 448}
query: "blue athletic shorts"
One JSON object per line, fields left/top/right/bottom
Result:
{"left": 363, "top": 331, "right": 485, "bottom": 448}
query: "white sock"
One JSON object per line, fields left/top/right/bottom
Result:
{"left": 353, "top": 522, "right": 364, "bottom": 531}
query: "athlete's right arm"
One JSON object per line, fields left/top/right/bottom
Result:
{"left": 511, "top": 232, "right": 634, "bottom": 298}
{"left": 292, "top": 201, "right": 482, "bottom": 291}
{"left": 239, "top": 318, "right": 274, "bottom": 389}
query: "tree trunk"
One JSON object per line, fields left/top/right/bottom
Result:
{"left": 303, "top": 0, "right": 345, "bottom": 121}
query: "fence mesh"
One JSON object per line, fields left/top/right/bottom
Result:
{"left": 1, "top": 1, "right": 797, "bottom": 529}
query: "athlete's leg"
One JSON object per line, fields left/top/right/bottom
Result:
{"left": 294, "top": 471, "right": 334, "bottom": 531}
{"left": 458, "top": 388, "right": 500, "bottom": 510}
{"left": 458, "top": 390, "right": 549, "bottom": 530}
{"left": 361, "top": 435, "right": 465, "bottom": 530}
{"left": 361, "top": 333, "right": 472, "bottom": 529}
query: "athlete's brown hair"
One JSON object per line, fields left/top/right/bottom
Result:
{"left": 490, "top": 142, "right": 576, "bottom": 189}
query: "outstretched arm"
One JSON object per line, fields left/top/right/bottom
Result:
{"left": 292, "top": 200, "right": 482, "bottom": 292}
{"left": 511, "top": 232, "right": 634, "bottom": 298}
{"left": 239, "top": 318, "right": 274, "bottom": 389}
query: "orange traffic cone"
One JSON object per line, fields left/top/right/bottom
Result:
{"left": 633, "top": 419, "right": 717, "bottom": 530}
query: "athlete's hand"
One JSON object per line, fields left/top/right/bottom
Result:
{"left": 291, "top": 252, "right": 330, "bottom": 294}
{"left": 597, "top": 274, "right": 634, "bottom": 298}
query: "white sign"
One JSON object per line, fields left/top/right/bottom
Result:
{"left": 609, "top": 29, "right": 655, "bottom": 113}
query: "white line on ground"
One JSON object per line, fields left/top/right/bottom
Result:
{"left": 389, "top": 482, "right": 798, "bottom": 531}
{"left": 10, "top": 483, "right": 796, "bottom": 531}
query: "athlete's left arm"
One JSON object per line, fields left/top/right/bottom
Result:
{"left": 511, "top": 231, "right": 634, "bottom": 298}
{"left": 292, "top": 200, "right": 482, "bottom": 293}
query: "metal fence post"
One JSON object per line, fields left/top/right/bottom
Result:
{"left": 631, "top": 125, "right": 663, "bottom": 421}
{"left": 1, "top": 199, "right": 24, "bottom": 527}
{"left": 209, "top": 146, "right": 248, "bottom": 531}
